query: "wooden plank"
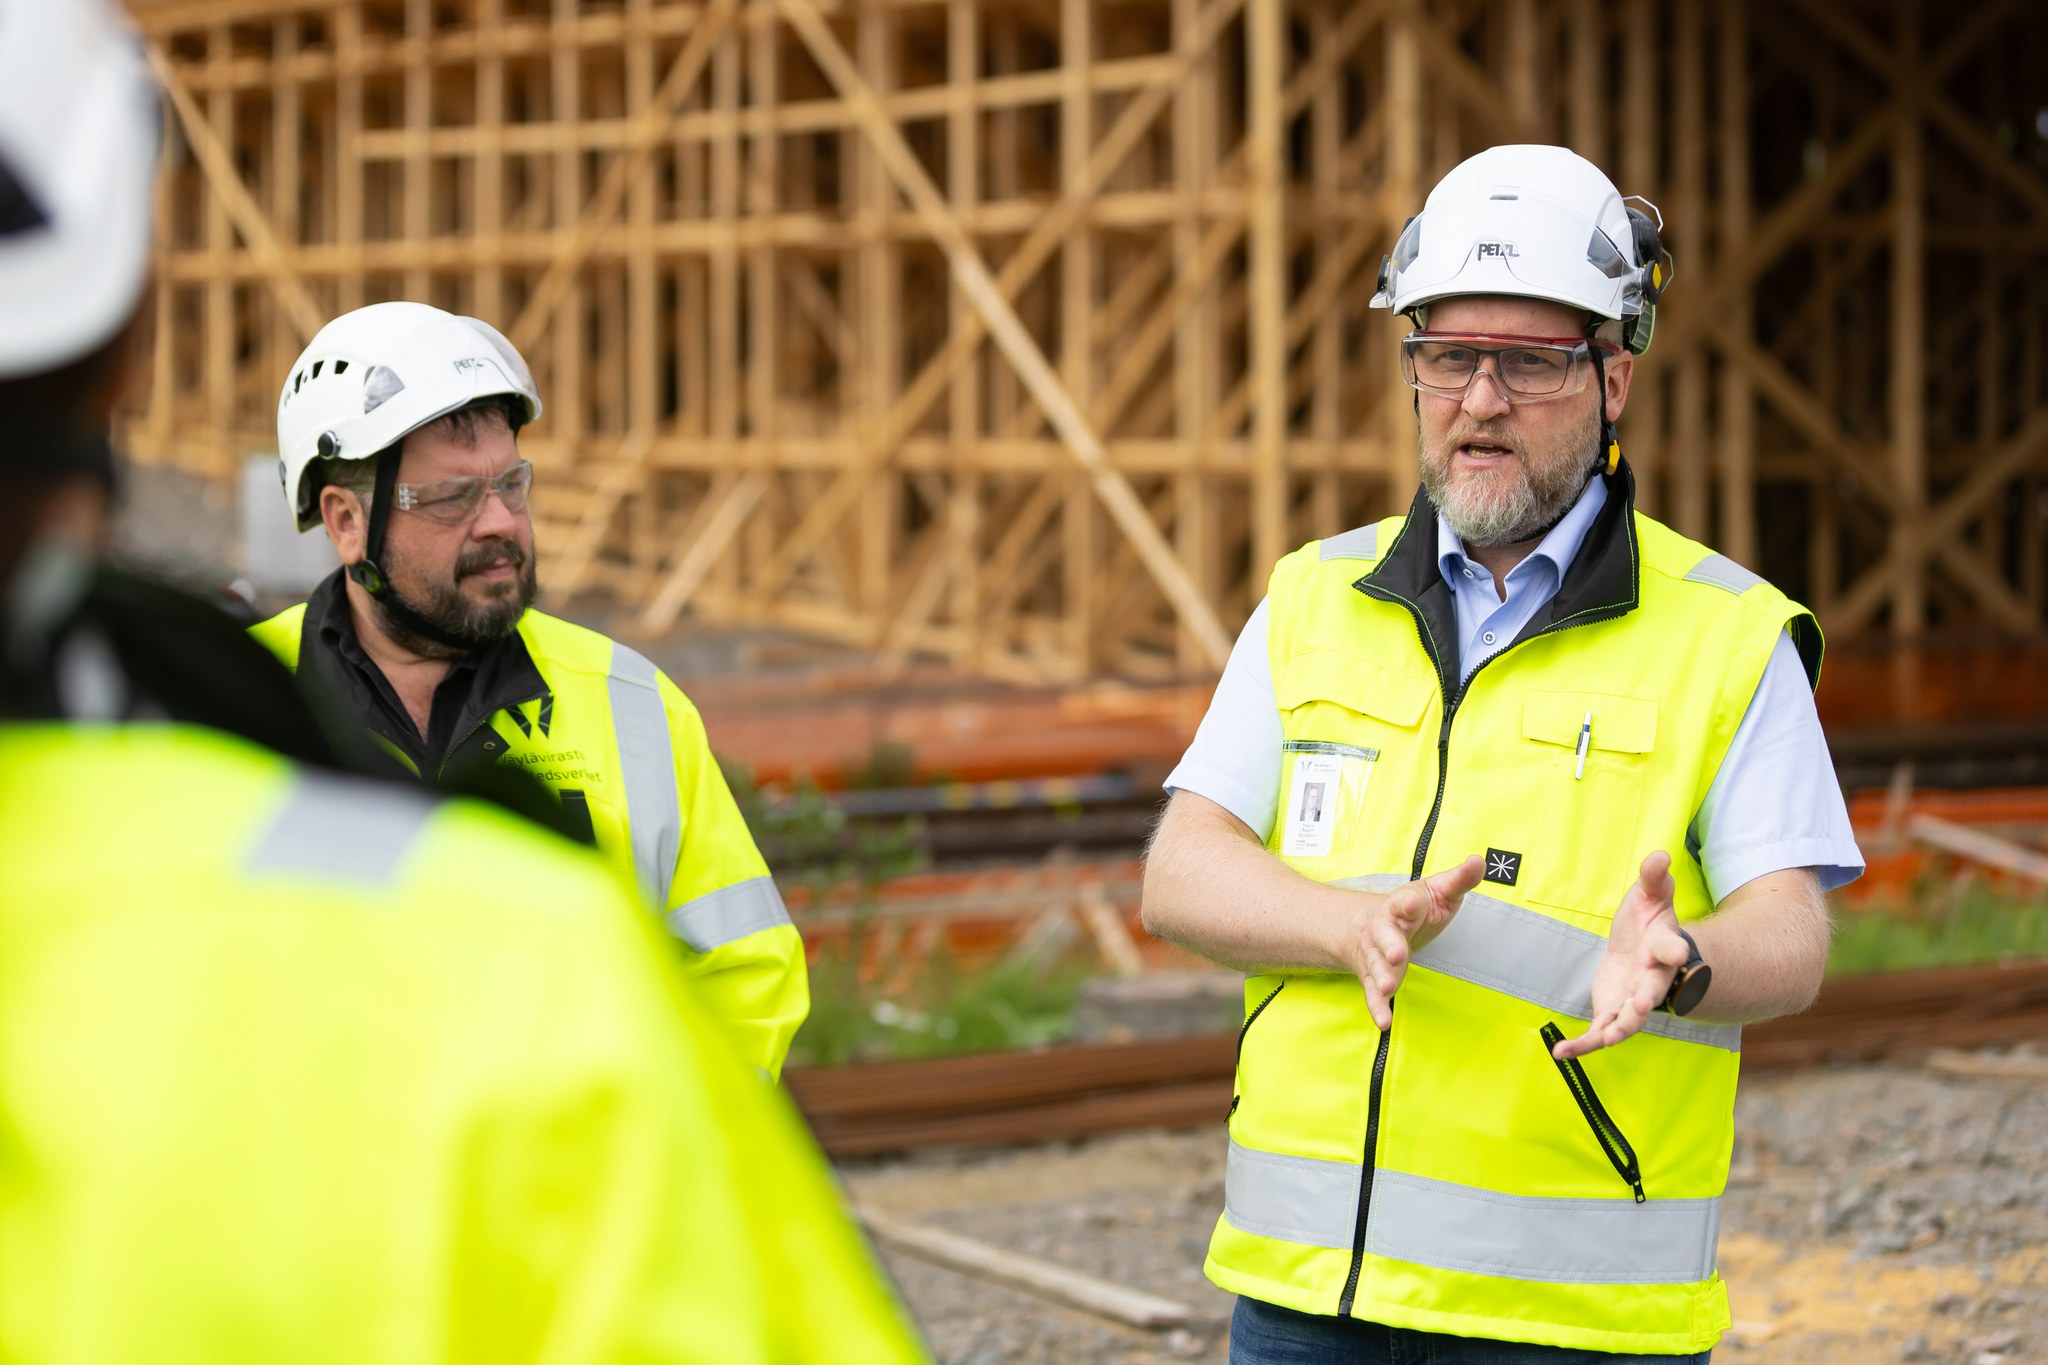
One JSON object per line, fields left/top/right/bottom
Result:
{"left": 1075, "top": 882, "right": 1147, "bottom": 979}
{"left": 1890, "top": 0, "right": 1926, "bottom": 636}
{"left": 1717, "top": 3, "right": 1755, "bottom": 567}
{"left": 1923, "top": 1048, "right": 2048, "bottom": 1081}
{"left": 1905, "top": 813, "right": 2048, "bottom": 885}
{"left": 855, "top": 1206, "right": 1199, "bottom": 1329}
{"left": 1247, "top": 0, "right": 1286, "bottom": 578}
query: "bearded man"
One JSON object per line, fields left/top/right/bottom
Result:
{"left": 1142, "top": 146, "right": 1863, "bottom": 1363}
{"left": 253, "top": 303, "right": 807, "bottom": 1079}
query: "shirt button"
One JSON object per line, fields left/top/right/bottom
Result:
{"left": 1482, "top": 631, "right": 1497, "bottom": 646}
{"left": 1463, "top": 568, "right": 1475, "bottom": 579}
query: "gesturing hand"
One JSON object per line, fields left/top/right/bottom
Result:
{"left": 1552, "top": 851, "right": 1696, "bottom": 1060}
{"left": 1343, "top": 855, "right": 1484, "bottom": 1031}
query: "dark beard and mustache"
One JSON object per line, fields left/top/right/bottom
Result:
{"left": 1418, "top": 406, "right": 1603, "bottom": 548}
{"left": 369, "top": 537, "right": 537, "bottom": 659}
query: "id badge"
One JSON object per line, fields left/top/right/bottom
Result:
{"left": 1280, "top": 741, "right": 1377, "bottom": 859}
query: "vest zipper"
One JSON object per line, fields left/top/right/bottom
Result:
{"left": 1352, "top": 589, "right": 1636, "bottom": 877}
{"left": 1228, "top": 982, "right": 1286, "bottom": 1119}
{"left": 1337, "top": 1006, "right": 1393, "bottom": 1317}
{"left": 1331, "top": 579, "right": 1638, "bottom": 1308}
{"left": 1408, "top": 710, "right": 1455, "bottom": 879}
{"left": 1538, "top": 1022, "right": 1646, "bottom": 1203}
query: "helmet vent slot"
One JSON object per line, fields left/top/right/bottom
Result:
{"left": 311, "top": 360, "right": 324, "bottom": 378}
{"left": 333, "top": 360, "right": 348, "bottom": 375}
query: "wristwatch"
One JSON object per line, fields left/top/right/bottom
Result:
{"left": 1661, "top": 926, "right": 1712, "bottom": 1017}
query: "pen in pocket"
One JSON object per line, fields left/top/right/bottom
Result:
{"left": 1574, "top": 710, "right": 1592, "bottom": 780}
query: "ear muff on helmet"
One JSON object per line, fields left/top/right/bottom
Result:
{"left": 1622, "top": 202, "right": 1674, "bottom": 356}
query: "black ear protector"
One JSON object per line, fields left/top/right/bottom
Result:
{"left": 1622, "top": 200, "right": 1674, "bottom": 357}
{"left": 1598, "top": 198, "right": 1676, "bottom": 472}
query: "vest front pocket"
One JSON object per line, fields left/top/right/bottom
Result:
{"left": 1271, "top": 649, "right": 1434, "bottom": 880}
{"left": 1516, "top": 691, "right": 1657, "bottom": 925}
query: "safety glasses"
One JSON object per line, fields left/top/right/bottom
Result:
{"left": 1399, "top": 332, "right": 1621, "bottom": 402}
{"left": 392, "top": 459, "right": 534, "bottom": 525}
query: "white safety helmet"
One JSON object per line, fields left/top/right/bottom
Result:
{"left": 0, "top": 0, "right": 161, "bottom": 380}
{"left": 278, "top": 301, "right": 542, "bottom": 531}
{"left": 1371, "top": 145, "right": 1672, "bottom": 356}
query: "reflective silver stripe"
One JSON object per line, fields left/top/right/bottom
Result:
{"left": 1683, "top": 553, "right": 1764, "bottom": 596}
{"left": 1320, "top": 525, "right": 1380, "bottom": 562}
{"left": 1223, "top": 1141, "right": 1359, "bottom": 1249}
{"left": 1334, "top": 875, "right": 1741, "bottom": 1051}
{"left": 607, "top": 643, "right": 681, "bottom": 908}
{"left": 1368, "top": 1169, "right": 1720, "bottom": 1284}
{"left": 1225, "top": 1144, "right": 1721, "bottom": 1284}
{"left": 665, "top": 875, "right": 793, "bottom": 952}
{"left": 246, "top": 774, "right": 433, "bottom": 884}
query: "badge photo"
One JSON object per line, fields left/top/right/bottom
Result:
{"left": 1279, "top": 741, "right": 1378, "bottom": 860}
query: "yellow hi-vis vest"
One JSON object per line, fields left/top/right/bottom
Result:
{"left": 1207, "top": 472, "right": 1821, "bottom": 1356}
{"left": 0, "top": 722, "right": 925, "bottom": 1364}
{"left": 252, "top": 601, "right": 807, "bottom": 1079}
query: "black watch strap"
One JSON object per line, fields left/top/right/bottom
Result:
{"left": 1661, "top": 926, "right": 1712, "bottom": 1017}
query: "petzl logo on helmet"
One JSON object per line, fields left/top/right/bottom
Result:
{"left": 1476, "top": 241, "right": 1520, "bottom": 259}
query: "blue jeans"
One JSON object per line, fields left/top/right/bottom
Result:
{"left": 1229, "top": 1298, "right": 1712, "bottom": 1365}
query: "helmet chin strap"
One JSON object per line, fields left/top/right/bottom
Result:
{"left": 345, "top": 448, "right": 402, "bottom": 597}
{"left": 367, "top": 576, "right": 496, "bottom": 657}
{"left": 1589, "top": 335, "right": 1622, "bottom": 477}
{"left": 342, "top": 447, "right": 521, "bottom": 657}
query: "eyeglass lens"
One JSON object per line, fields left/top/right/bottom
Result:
{"left": 409, "top": 462, "right": 533, "bottom": 523}
{"left": 1407, "top": 340, "right": 1576, "bottom": 396}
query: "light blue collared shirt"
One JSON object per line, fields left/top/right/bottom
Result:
{"left": 1436, "top": 475, "right": 1609, "bottom": 680}
{"left": 1165, "top": 477, "right": 1865, "bottom": 899}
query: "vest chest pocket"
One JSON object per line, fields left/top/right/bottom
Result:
{"left": 1272, "top": 651, "right": 1434, "bottom": 879}
{"left": 1517, "top": 691, "right": 1657, "bottom": 924}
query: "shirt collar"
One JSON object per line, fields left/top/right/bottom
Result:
{"left": 1435, "top": 473, "right": 1609, "bottom": 593}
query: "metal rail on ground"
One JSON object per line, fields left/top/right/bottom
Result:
{"left": 787, "top": 960, "right": 2048, "bottom": 1158}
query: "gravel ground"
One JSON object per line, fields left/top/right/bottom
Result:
{"left": 841, "top": 1045, "right": 2048, "bottom": 1365}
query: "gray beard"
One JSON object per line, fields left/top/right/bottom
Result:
{"left": 1421, "top": 428, "right": 1602, "bottom": 548}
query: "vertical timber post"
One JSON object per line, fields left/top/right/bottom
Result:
{"left": 1248, "top": 0, "right": 1286, "bottom": 583}
{"left": 1716, "top": 0, "right": 1756, "bottom": 568}
{"left": 1890, "top": 0, "right": 1927, "bottom": 639}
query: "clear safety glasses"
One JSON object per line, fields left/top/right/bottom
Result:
{"left": 1399, "top": 332, "right": 1621, "bottom": 403}
{"left": 392, "top": 459, "right": 534, "bottom": 525}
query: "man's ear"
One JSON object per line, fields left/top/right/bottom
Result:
{"left": 1603, "top": 352, "right": 1635, "bottom": 425}
{"left": 319, "top": 485, "right": 368, "bottom": 566}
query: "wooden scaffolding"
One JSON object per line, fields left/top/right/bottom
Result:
{"left": 125, "top": 0, "right": 2048, "bottom": 682}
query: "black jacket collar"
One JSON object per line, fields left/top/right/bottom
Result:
{"left": 1, "top": 553, "right": 363, "bottom": 772}
{"left": 298, "top": 568, "right": 549, "bottom": 779}
{"left": 1353, "top": 460, "right": 1642, "bottom": 699}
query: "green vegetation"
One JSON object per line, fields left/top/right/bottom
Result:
{"left": 724, "top": 744, "right": 1099, "bottom": 1067}
{"left": 792, "top": 943, "right": 1098, "bottom": 1067}
{"left": 1828, "top": 885, "right": 2048, "bottom": 977}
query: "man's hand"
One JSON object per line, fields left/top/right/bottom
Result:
{"left": 1552, "top": 851, "right": 1695, "bottom": 1060}
{"left": 1343, "top": 855, "right": 1484, "bottom": 1031}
